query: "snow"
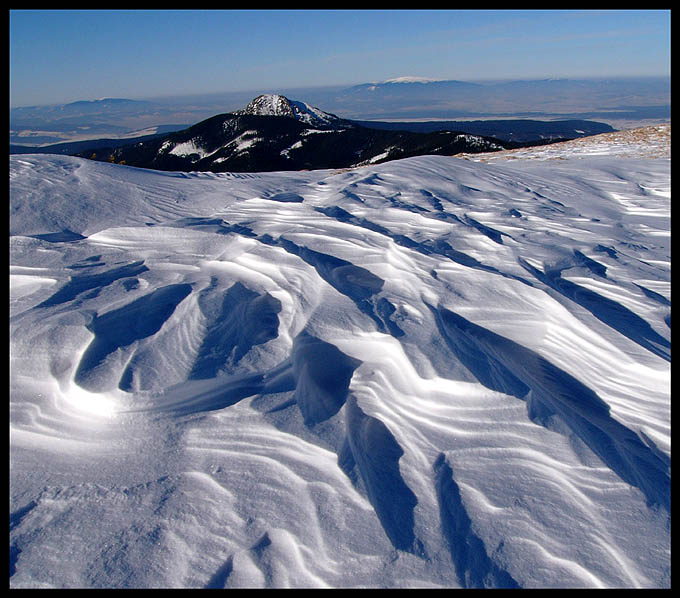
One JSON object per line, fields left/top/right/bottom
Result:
{"left": 228, "top": 131, "right": 263, "bottom": 154}
{"left": 288, "top": 100, "right": 338, "bottom": 127}
{"left": 281, "top": 141, "right": 303, "bottom": 158}
{"left": 382, "top": 76, "right": 440, "bottom": 84}
{"left": 9, "top": 127, "right": 670, "bottom": 588}
{"left": 301, "top": 128, "right": 336, "bottom": 135}
{"left": 169, "top": 140, "right": 209, "bottom": 160}
{"left": 239, "top": 94, "right": 341, "bottom": 129}
{"left": 242, "top": 94, "right": 294, "bottom": 118}
{"left": 458, "top": 124, "right": 670, "bottom": 162}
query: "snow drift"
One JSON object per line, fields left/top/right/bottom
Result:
{"left": 9, "top": 128, "right": 670, "bottom": 588}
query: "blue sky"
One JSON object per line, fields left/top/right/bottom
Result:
{"left": 10, "top": 9, "right": 671, "bottom": 107}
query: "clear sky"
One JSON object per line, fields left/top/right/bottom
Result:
{"left": 9, "top": 9, "right": 671, "bottom": 107}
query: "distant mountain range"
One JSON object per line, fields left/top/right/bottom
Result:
{"left": 10, "top": 76, "right": 668, "bottom": 148}
{"left": 329, "top": 76, "right": 671, "bottom": 120}
{"left": 65, "top": 94, "right": 588, "bottom": 173}
{"left": 345, "top": 78, "right": 484, "bottom": 101}
{"left": 9, "top": 98, "right": 160, "bottom": 144}
{"left": 9, "top": 97, "right": 152, "bottom": 124}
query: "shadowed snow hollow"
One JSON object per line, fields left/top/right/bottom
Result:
{"left": 10, "top": 131, "right": 670, "bottom": 588}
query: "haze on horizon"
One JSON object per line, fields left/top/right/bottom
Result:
{"left": 9, "top": 9, "right": 670, "bottom": 108}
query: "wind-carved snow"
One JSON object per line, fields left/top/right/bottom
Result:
{"left": 9, "top": 131, "right": 670, "bottom": 589}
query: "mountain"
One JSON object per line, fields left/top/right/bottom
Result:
{"left": 10, "top": 97, "right": 152, "bottom": 121}
{"left": 59, "top": 97, "right": 152, "bottom": 112}
{"left": 9, "top": 126, "right": 670, "bottom": 588}
{"left": 9, "top": 98, "right": 154, "bottom": 131}
{"left": 326, "top": 76, "right": 671, "bottom": 121}
{"left": 10, "top": 98, "right": 179, "bottom": 147}
{"left": 75, "top": 94, "right": 511, "bottom": 172}
{"left": 344, "top": 77, "right": 483, "bottom": 99}
{"left": 13, "top": 117, "right": 615, "bottom": 158}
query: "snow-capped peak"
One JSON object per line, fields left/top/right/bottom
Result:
{"left": 240, "top": 94, "right": 296, "bottom": 118}
{"left": 237, "top": 94, "right": 346, "bottom": 129}
{"left": 381, "top": 76, "right": 440, "bottom": 84}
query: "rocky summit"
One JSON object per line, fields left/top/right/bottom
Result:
{"left": 236, "top": 94, "right": 349, "bottom": 129}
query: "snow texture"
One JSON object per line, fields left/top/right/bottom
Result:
{"left": 9, "top": 126, "right": 670, "bottom": 588}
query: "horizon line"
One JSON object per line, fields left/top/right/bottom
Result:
{"left": 10, "top": 73, "right": 671, "bottom": 110}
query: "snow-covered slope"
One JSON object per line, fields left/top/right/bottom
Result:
{"left": 9, "top": 127, "right": 670, "bottom": 588}
{"left": 458, "top": 124, "right": 671, "bottom": 162}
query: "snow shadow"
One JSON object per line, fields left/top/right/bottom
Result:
{"left": 634, "top": 283, "right": 671, "bottom": 307}
{"left": 277, "top": 238, "right": 384, "bottom": 301}
{"left": 292, "top": 331, "right": 361, "bottom": 426}
{"left": 418, "top": 188, "right": 445, "bottom": 212}
{"left": 343, "top": 395, "right": 422, "bottom": 555}
{"left": 375, "top": 297, "right": 405, "bottom": 337}
{"left": 430, "top": 305, "right": 670, "bottom": 511}
{"left": 37, "top": 260, "right": 149, "bottom": 308}
{"left": 573, "top": 249, "right": 607, "bottom": 278}
{"left": 30, "top": 229, "right": 87, "bottom": 243}
{"left": 10, "top": 500, "right": 38, "bottom": 578}
{"left": 147, "top": 329, "right": 359, "bottom": 423}
{"left": 259, "top": 234, "right": 398, "bottom": 334}
{"left": 149, "top": 372, "right": 268, "bottom": 416}
{"left": 74, "top": 283, "right": 192, "bottom": 391}
{"left": 263, "top": 191, "right": 304, "bottom": 203}
{"left": 9, "top": 544, "right": 20, "bottom": 578}
{"left": 463, "top": 215, "right": 506, "bottom": 245}
{"left": 204, "top": 555, "right": 234, "bottom": 589}
{"left": 315, "top": 205, "right": 532, "bottom": 287}
{"left": 189, "top": 280, "right": 282, "bottom": 380}
{"left": 10, "top": 500, "right": 37, "bottom": 533}
{"left": 434, "top": 453, "right": 520, "bottom": 589}
{"left": 520, "top": 258, "right": 670, "bottom": 361}
{"left": 161, "top": 217, "right": 257, "bottom": 237}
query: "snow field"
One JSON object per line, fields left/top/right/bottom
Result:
{"left": 9, "top": 147, "right": 670, "bottom": 588}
